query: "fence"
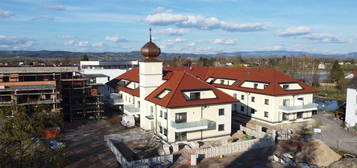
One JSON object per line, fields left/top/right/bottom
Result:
{"left": 193, "top": 136, "right": 275, "bottom": 158}
{"left": 106, "top": 138, "right": 173, "bottom": 168}
{"left": 239, "top": 125, "right": 267, "bottom": 138}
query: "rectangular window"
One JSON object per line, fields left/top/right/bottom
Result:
{"left": 160, "top": 110, "right": 163, "bottom": 117}
{"left": 175, "top": 112, "right": 187, "bottom": 123}
{"left": 164, "top": 112, "right": 167, "bottom": 119}
{"left": 254, "top": 83, "right": 258, "bottom": 89}
{"left": 283, "top": 113, "right": 289, "bottom": 121}
{"left": 159, "top": 126, "right": 163, "bottom": 134}
{"left": 241, "top": 106, "right": 244, "bottom": 112}
{"left": 283, "top": 84, "right": 289, "bottom": 90}
{"left": 164, "top": 128, "right": 167, "bottom": 136}
{"left": 297, "top": 112, "right": 303, "bottom": 119}
{"left": 218, "top": 124, "right": 224, "bottom": 131}
{"left": 264, "top": 84, "right": 268, "bottom": 89}
{"left": 264, "top": 99, "right": 269, "bottom": 105}
{"left": 283, "top": 99, "right": 290, "bottom": 106}
{"left": 250, "top": 108, "right": 256, "bottom": 114}
{"left": 241, "top": 95, "right": 244, "bottom": 100}
{"left": 190, "top": 92, "right": 200, "bottom": 100}
{"left": 251, "top": 96, "right": 255, "bottom": 102}
{"left": 220, "top": 79, "right": 224, "bottom": 84}
{"left": 175, "top": 132, "right": 187, "bottom": 141}
{"left": 264, "top": 111, "right": 269, "bottom": 118}
{"left": 219, "top": 108, "right": 224, "bottom": 116}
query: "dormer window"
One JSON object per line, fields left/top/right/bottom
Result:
{"left": 190, "top": 92, "right": 200, "bottom": 100}
{"left": 283, "top": 84, "right": 289, "bottom": 89}
{"left": 264, "top": 84, "right": 268, "bottom": 89}
{"left": 220, "top": 79, "right": 224, "bottom": 85}
{"left": 254, "top": 83, "right": 258, "bottom": 89}
{"left": 157, "top": 89, "right": 171, "bottom": 99}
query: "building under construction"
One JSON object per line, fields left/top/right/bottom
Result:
{"left": 0, "top": 66, "right": 103, "bottom": 121}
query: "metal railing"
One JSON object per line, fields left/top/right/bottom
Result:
{"left": 171, "top": 119, "right": 213, "bottom": 132}
{"left": 279, "top": 103, "right": 318, "bottom": 113}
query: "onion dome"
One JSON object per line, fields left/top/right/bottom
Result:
{"left": 141, "top": 28, "right": 161, "bottom": 59}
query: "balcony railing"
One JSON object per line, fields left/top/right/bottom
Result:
{"left": 109, "top": 93, "right": 123, "bottom": 105}
{"left": 171, "top": 119, "right": 214, "bottom": 132}
{"left": 279, "top": 103, "right": 318, "bottom": 113}
{"left": 123, "top": 104, "right": 140, "bottom": 115}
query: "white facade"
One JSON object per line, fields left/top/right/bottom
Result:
{"left": 346, "top": 88, "right": 357, "bottom": 127}
{"left": 218, "top": 88, "right": 315, "bottom": 124}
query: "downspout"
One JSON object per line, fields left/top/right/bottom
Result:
{"left": 166, "top": 108, "right": 169, "bottom": 142}
{"left": 155, "top": 104, "right": 158, "bottom": 134}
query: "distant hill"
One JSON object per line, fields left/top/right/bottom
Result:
{"left": 0, "top": 50, "right": 356, "bottom": 59}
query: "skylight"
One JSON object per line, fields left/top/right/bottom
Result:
{"left": 157, "top": 89, "right": 171, "bottom": 99}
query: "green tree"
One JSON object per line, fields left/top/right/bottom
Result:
{"left": 329, "top": 60, "right": 344, "bottom": 82}
{"left": 81, "top": 54, "right": 89, "bottom": 61}
{"left": 0, "top": 105, "right": 66, "bottom": 168}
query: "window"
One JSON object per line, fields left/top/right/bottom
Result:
{"left": 241, "top": 95, "right": 244, "bottom": 100}
{"left": 220, "top": 79, "right": 224, "bottom": 84}
{"left": 233, "top": 93, "right": 237, "bottom": 99}
{"left": 254, "top": 83, "right": 258, "bottom": 89}
{"left": 250, "top": 108, "right": 256, "bottom": 114}
{"left": 264, "top": 99, "right": 269, "bottom": 105}
{"left": 241, "top": 106, "right": 244, "bottom": 112}
{"left": 164, "top": 112, "right": 167, "bottom": 119}
{"left": 138, "top": 101, "right": 140, "bottom": 108}
{"left": 164, "top": 128, "right": 168, "bottom": 136}
{"left": 264, "top": 84, "right": 268, "bottom": 89}
{"left": 251, "top": 96, "right": 255, "bottom": 102}
{"left": 190, "top": 92, "right": 200, "bottom": 100}
{"left": 283, "top": 113, "right": 289, "bottom": 121}
{"left": 159, "top": 126, "right": 163, "bottom": 134}
{"left": 218, "top": 124, "right": 224, "bottom": 131}
{"left": 150, "top": 106, "right": 154, "bottom": 115}
{"left": 175, "top": 132, "right": 187, "bottom": 141}
{"left": 283, "top": 84, "right": 289, "bottom": 90}
{"left": 3, "top": 76, "right": 9, "bottom": 82}
{"left": 160, "top": 110, "right": 163, "bottom": 118}
{"left": 283, "top": 99, "right": 290, "bottom": 106}
{"left": 264, "top": 111, "right": 269, "bottom": 118}
{"left": 175, "top": 113, "right": 187, "bottom": 123}
{"left": 219, "top": 108, "right": 224, "bottom": 116}
{"left": 297, "top": 112, "right": 303, "bottom": 119}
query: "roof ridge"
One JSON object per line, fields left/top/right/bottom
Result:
{"left": 164, "top": 71, "right": 186, "bottom": 107}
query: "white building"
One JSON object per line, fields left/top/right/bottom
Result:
{"left": 79, "top": 60, "right": 138, "bottom": 103}
{"left": 345, "top": 77, "right": 357, "bottom": 128}
{"left": 107, "top": 35, "right": 318, "bottom": 143}
{"left": 318, "top": 63, "right": 326, "bottom": 70}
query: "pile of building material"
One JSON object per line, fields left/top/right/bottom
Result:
{"left": 295, "top": 139, "right": 341, "bottom": 167}
{"left": 328, "top": 158, "right": 357, "bottom": 168}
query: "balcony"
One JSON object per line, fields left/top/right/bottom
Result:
{"left": 123, "top": 104, "right": 140, "bottom": 115}
{"left": 109, "top": 93, "right": 123, "bottom": 105}
{"left": 171, "top": 119, "right": 215, "bottom": 133}
{"left": 279, "top": 103, "right": 318, "bottom": 113}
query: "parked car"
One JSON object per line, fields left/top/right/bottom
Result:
{"left": 121, "top": 115, "right": 135, "bottom": 128}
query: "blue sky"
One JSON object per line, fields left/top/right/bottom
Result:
{"left": 0, "top": 0, "right": 357, "bottom": 54}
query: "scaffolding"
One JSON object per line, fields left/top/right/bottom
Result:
{"left": 59, "top": 78, "right": 103, "bottom": 121}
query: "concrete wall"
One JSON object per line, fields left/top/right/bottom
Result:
{"left": 346, "top": 88, "right": 357, "bottom": 127}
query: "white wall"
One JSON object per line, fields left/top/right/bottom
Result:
{"left": 346, "top": 88, "right": 357, "bottom": 127}
{"left": 81, "top": 69, "right": 128, "bottom": 81}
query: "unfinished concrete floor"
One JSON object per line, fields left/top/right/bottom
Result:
{"left": 63, "top": 114, "right": 126, "bottom": 168}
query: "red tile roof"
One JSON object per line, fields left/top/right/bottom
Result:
{"left": 145, "top": 71, "right": 239, "bottom": 108}
{"left": 352, "top": 70, "right": 357, "bottom": 75}
{"left": 106, "top": 66, "right": 318, "bottom": 98}
{"left": 106, "top": 67, "right": 140, "bottom": 97}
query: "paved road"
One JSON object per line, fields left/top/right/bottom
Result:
{"left": 313, "top": 112, "right": 357, "bottom": 154}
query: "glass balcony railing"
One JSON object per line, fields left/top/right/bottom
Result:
{"left": 109, "top": 93, "right": 123, "bottom": 105}
{"left": 171, "top": 119, "right": 214, "bottom": 132}
{"left": 123, "top": 104, "right": 140, "bottom": 115}
{"left": 279, "top": 103, "right": 318, "bottom": 113}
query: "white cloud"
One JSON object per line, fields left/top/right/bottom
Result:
{"left": 45, "top": 5, "right": 66, "bottom": 11}
{"left": 64, "top": 40, "right": 76, "bottom": 46}
{"left": 153, "top": 7, "right": 172, "bottom": 13}
{"left": 0, "top": 35, "right": 34, "bottom": 49}
{"left": 166, "top": 38, "right": 185, "bottom": 45}
{"left": 276, "top": 26, "right": 312, "bottom": 37}
{"left": 0, "top": 10, "right": 13, "bottom": 18}
{"left": 92, "top": 42, "right": 104, "bottom": 47}
{"left": 159, "top": 28, "right": 190, "bottom": 36}
{"left": 57, "top": 35, "right": 73, "bottom": 39}
{"left": 145, "top": 11, "right": 265, "bottom": 32}
{"left": 105, "top": 35, "right": 128, "bottom": 42}
{"left": 300, "top": 33, "right": 346, "bottom": 43}
{"left": 212, "top": 39, "right": 236, "bottom": 45}
{"left": 77, "top": 41, "right": 89, "bottom": 47}
{"left": 187, "top": 42, "right": 196, "bottom": 47}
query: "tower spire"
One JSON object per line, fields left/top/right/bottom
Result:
{"left": 149, "top": 28, "right": 152, "bottom": 41}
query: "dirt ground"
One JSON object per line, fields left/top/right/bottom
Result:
{"left": 63, "top": 114, "right": 125, "bottom": 168}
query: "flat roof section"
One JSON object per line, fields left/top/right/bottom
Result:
{"left": 0, "top": 66, "right": 79, "bottom": 73}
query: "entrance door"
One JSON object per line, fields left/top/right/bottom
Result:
{"left": 297, "top": 112, "right": 303, "bottom": 119}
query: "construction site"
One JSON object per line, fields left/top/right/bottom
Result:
{"left": 0, "top": 66, "right": 103, "bottom": 121}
